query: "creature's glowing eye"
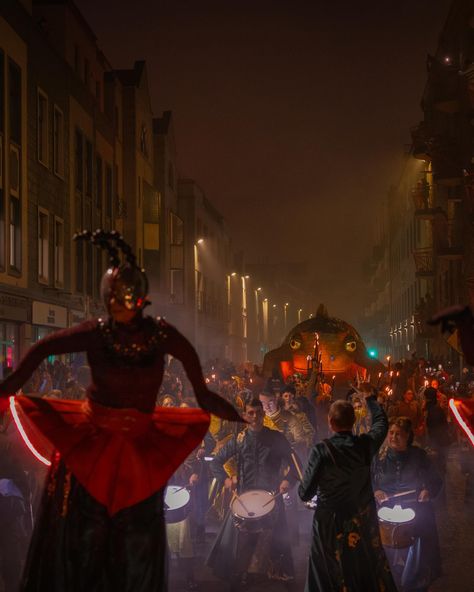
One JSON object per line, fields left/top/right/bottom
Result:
{"left": 290, "top": 337, "right": 302, "bottom": 350}
{"left": 345, "top": 340, "right": 357, "bottom": 353}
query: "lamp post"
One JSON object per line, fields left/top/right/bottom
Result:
{"left": 284, "top": 302, "right": 289, "bottom": 331}
{"left": 298, "top": 308, "right": 303, "bottom": 323}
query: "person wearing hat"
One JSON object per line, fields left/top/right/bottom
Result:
{"left": 0, "top": 230, "right": 242, "bottom": 592}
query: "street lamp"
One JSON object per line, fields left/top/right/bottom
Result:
{"left": 284, "top": 302, "right": 289, "bottom": 330}
{"left": 196, "top": 238, "right": 204, "bottom": 244}
{"left": 298, "top": 308, "right": 303, "bottom": 323}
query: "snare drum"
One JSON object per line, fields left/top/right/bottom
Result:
{"left": 164, "top": 485, "right": 191, "bottom": 524}
{"left": 377, "top": 505, "right": 416, "bottom": 548}
{"left": 230, "top": 489, "right": 276, "bottom": 533}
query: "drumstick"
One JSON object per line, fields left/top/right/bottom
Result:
{"left": 262, "top": 491, "right": 283, "bottom": 508}
{"left": 386, "top": 489, "right": 417, "bottom": 500}
{"left": 291, "top": 451, "right": 304, "bottom": 482}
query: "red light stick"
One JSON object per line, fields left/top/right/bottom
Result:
{"left": 9, "top": 397, "right": 51, "bottom": 466}
{"left": 449, "top": 398, "right": 474, "bottom": 448}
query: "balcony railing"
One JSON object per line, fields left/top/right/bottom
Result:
{"left": 413, "top": 248, "right": 434, "bottom": 277}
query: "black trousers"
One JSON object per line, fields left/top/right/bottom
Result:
{"left": 22, "top": 461, "right": 167, "bottom": 592}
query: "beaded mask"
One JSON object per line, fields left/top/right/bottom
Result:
{"left": 74, "top": 230, "right": 150, "bottom": 313}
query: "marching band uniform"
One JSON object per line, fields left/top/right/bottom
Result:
{"left": 207, "top": 423, "right": 298, "bottom": 589}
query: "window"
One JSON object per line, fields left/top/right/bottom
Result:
{"left": 53, "top": 106, "right": 64, "bottom": 177}
{"left": 95, "top": 248, "right": 103, "bottom": 297}
{"left": 8, "top": 59, "right": 21, "bottom": 146}
{"left": 76, "top": 238, "right": 83, "bottom": 292}
{"left": 9, "top": 196, "right": 20, "bottom": 271}
{"left": 75, "top": 129, "right": 83, "bottom": 191}
{"left": 95, "top": 155, "right": 103, "bottom": 209}
{"left": 37, "top": 90, "right": 48, "bottom": 166}
{"left": 170, "top": 212, "right": 184, "bottom": 270}
{"left": 38, "top": 208, "right": 49, "bottom": 283}
{"left": 85, "top": 241, "right": 93, "bottom": 296}
{"left": 54, "top": 217, "right": 64, "bottom": 287}
{"left": 0, "top": 134, "right": 4, "bottom": 269}
{"left": 85, "top": 140, "right": 92, "bottom": 196}
{"left": 140, "top": 124, "right": 148, "bottom": 157}
{"left": 0, "top": 50, "right": 4, "bottom": 135}
{"left": 105, "top": 164, "right": 112, "bottom": 218}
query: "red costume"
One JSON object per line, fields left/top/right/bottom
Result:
{"left": 0, "top": 316, "right": 241, "bottom": 513}
{"left": 0, "top": 230, "right": 242, "bottom": 591}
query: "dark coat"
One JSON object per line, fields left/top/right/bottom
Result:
{"left": 298, "top": 397, "right": 397, "bottom": 592}
{"left": 207, "top": 427, "right": 297, "bottom": 581}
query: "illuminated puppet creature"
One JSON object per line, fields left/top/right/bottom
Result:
{"left": 263, "top": 304, "right": 385, "bottom": 387}
{"left": 0, "top": 230, "right": 242, "bottom": 592}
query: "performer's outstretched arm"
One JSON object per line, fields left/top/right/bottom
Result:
{"left": 165, "top": 324, "right": 243, "bottom": 422}
{"left": 362, "top": 396, "right": 389, "bottom": 457}
{"left": 0, "top": 320, "right": 96, "bottom": 398}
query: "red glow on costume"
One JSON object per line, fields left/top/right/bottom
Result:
{"left": 449, "top": 398, "right": 474, "bottom": 448}
{"left": 9, "top": 396, "right": 52, "bottom": 466}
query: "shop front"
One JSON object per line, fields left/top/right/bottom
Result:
{"left": 32, "top": 301, "right": 68, "bottom": 360}
{"left": 0, "top": 292, "right": 29, "bottom": 378}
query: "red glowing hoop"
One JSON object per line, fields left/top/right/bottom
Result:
{"left": 449, "top": 398, "right": 474, "bottom": 448}
{"left": 9, "top": 396, "right": 52, "bottom": 466}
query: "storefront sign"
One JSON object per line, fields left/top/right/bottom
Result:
{"left": 32, "top": 301, "right": 67, "bottom": 328}
{"left": 0, "top": 293, "right": 28, "bottom": 322}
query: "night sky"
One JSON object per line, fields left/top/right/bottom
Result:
{"left": 75, "top": 0, "right": 452, "bottom": 324}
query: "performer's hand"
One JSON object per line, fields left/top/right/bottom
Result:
{"left": 196, "top": 389, "right": 245, "bottom": 423}
{"left": 279, "top": 480, "right": 290, "bottom": 494}
{"left": 189, "top": 473, "right": 199, "bottom": 486}
{"left": 374, "top": 490, "right": 388, "bottom": 505}
{"left": 196, "top": 448, "right": 206, "bottom": 460}
{"left": 418, "top": 489, "right": 430, "bottom": 502}
{"left": 224, "top": 476, "right": 237, "bottom": 490}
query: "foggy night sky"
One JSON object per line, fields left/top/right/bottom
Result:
{"left": 75, "top": 0, "right": 452, "bottom": 324}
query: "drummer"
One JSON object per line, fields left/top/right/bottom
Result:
{"left": 207, "top": 398, "right": 299, "bottom": 591}
{"left": 372, "top": 417, "right": 443, "bottom": 592}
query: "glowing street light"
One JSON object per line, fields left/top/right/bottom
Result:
{"left": 196, "top": 238, "right": 204, "bottom": 244}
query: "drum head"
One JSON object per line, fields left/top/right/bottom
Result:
{"left": 231, "top": 489, "right": 275, "bottom": 520}
{"left": 377, "top": 504, "right": 415, "bottom": 524}
{"left": 165, "top": 485, "right": 191, "bottom": 511}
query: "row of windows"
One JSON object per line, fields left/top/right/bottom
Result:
{"left": 74, "top": 129, "right": 113, "bottom": 218}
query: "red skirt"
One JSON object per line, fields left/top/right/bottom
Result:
{"left": 12, "top": 395, "right": 210, "bottom": 516}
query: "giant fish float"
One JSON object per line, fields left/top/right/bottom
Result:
{"left": 263, "top": 305, "right": 385, "bottom": 387}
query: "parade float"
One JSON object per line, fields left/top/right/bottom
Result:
{"left": 263, "top": 304, "right": 385, "bottom": 388}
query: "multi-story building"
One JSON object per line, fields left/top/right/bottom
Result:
{"left": 0, "top": 0, "right": 307, "bottom": 371}
{"left": 178, "top": 178, "right": 232, "bottom": 361}
{"left": 410, "top": 0, "right": 472, "bottom": 363}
